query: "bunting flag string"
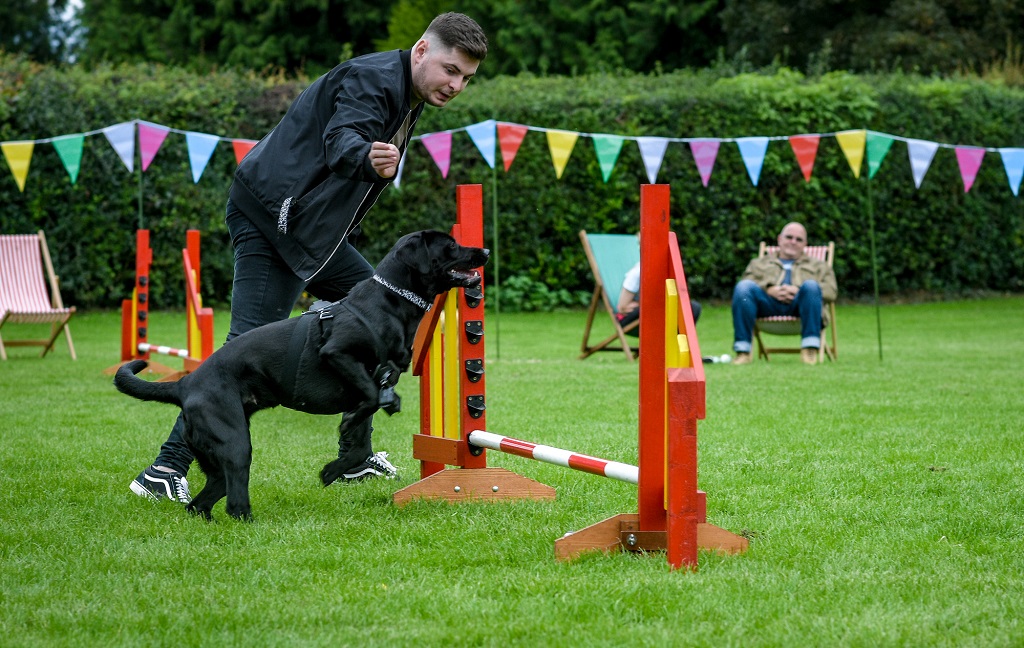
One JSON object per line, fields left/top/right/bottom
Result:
{"left": 2, "top": 117, "right": 1023, "bottom": 198}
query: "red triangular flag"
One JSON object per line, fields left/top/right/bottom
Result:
{"left": 232, "top": 139, "right": 257, "bottom": 165}
{"left": 789, "top": 134, "right": 820, "bottom": 182}
{"left": 497, "top": 122, "right": 528, "bottom": 172}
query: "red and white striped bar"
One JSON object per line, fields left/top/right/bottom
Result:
{"left": 138, "top": 343, "right": 190, "bottom": 359}
{"left": 467, "top": 430, "right": 639, "bottom": 485}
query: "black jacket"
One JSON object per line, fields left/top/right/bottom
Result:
{"left": 230, "top": 49, "right": 425, "bottom": 281}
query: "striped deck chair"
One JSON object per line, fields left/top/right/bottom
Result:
{"left": 578, "top": 230, "right": 640, "bottom": 361}
{"left": 0, "top": 231, "right": 76, "bottom": 360}
{"left": 753, "top": 241, "right": 837, "bottom": 362}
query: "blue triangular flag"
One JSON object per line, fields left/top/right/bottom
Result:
{"left": 185, "top": 132, "right": 220, "bottom": 183}
{"left": 465, "top": 120, "right": 496, "bottom": 169}
{"left": 735, "top": 137, "right": 769, "bottom": 186}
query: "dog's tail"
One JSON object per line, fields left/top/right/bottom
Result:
{"left": 114, "top": 360, "right": 182, "bottom": 407}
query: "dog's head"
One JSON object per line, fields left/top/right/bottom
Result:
{"left": 382, "top": 230, "right": 490, "bottom": 299}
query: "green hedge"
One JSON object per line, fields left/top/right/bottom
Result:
{"left": 2, "top": 54, "right": 1022, "bottom": 311}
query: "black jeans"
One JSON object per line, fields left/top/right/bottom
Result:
{"left": 152, "top": 199, "right": 374, "bottom": 474}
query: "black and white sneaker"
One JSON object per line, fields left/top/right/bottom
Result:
{"left": 341, "top": 451, "right": 398, "bottom": 481}
{"left": 130, "top": 467, "right": 192, "bottom": 503}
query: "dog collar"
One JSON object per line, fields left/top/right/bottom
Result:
{"left": 373, "top": 274, "right": 431, "bottom": 311}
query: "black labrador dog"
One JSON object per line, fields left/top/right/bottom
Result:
{"left": 115, "top": 230, "right": 489, "bottom": 520}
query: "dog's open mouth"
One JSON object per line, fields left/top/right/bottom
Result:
{"left": 449, "top": 268, "right": 482, "bottom": 287}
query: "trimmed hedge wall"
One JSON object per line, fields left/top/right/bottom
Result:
{"left": 2, "top": 54, "right": 1022, "bottom": 310}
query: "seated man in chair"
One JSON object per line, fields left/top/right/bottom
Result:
{"left": 617, "top": 261, "right": 701, "bottom": 334}
{"left": 731, "top": 222, "right": 837, "bottom": 365}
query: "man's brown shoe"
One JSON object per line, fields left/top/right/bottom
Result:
{"left": 732, "top": 352, "right": 752, "bottom": 365}
{"left": 801, "top": 348, "right": 819, "bottom": 365}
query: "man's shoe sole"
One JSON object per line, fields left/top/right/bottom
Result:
{"left": 130, "top": 480, "right": 160, "bottom": 501}
{"left": 341, "top": 467, "right": 386, "bottom": 481}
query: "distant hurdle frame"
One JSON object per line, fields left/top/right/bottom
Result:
{"left": 393, "top": 184, "right": 747, "bottom": 570}
{"left": 116, "top": 229, "right": 214, "bottom": 380}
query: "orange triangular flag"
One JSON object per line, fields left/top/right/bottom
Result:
{"left": 789, "top": 134, "right": 820, "bottom": 182}
{"left": 232, "top": 139, "right": 257, "bottom": 164}
{"left": 497, "top": 123, "right": 528, "bottom": 172}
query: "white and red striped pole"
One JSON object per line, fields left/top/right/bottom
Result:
{"left": 467, "top": 430, "right": 639, "bottom": 485}
{"left": 138, "top": 342, "right": 191, "bottom": 359}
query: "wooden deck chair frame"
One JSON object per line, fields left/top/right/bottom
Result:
{"left": 0, "top": 230, "right": 77, "bottom": 360}
{"left": 578, "top": 230, "right": 640, "bottom": 361}
{"left": 753, "top": 241, "right": 837, "bottom": 362}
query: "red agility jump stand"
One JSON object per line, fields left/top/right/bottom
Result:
{"left": 117, "top": 229, "right": 214, "bottom": 380}
{"left": 392, "top": 184, "right": 747, "bottom": 570}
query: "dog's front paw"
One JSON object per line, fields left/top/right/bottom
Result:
{"left": 186, "top": 502, "right": 214, "bottom": 521}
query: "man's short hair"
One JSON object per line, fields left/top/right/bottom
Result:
{"left": 424, "top": 12, "right": 488, "bottom": 61}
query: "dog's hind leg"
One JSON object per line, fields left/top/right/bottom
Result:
{"left": 184, "top": 399, "right": 253, "bottom": 520}
{"left": 320, "top": 416, "right": 373, "bottom": 485}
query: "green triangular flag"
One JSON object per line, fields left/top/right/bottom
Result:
{"left": 866, "top": 132, "right": 894, "bottom": 179}
{"left": 52, "top": 134, "right": 85, "bottom": 184}
{"left": 592, "top": 134, "right": 625, "bottom": 183}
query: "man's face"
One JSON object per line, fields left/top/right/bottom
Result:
{"left": 777, "top": 224, "right": 807, "bottom": 259}
{"left": 411, "top": 40, "right": 479, "bottom": 107}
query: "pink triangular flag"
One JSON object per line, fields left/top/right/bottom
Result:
{"left": 789, "top": 135, "right": 820, "bottom": 182}
{"left": 421, "top": 131, "right": 452, "bottom": 178}
{"left": 138, "top": 122, "right": 170, "bottom": 172}
{"left": 689, "top": 138, "right": 720, "bottom": 187}
{"left": 954, "top": 146, "right": 985, "bottom": 193}
{"left": 497, "top": 123, "right": 528, "bottom": 172}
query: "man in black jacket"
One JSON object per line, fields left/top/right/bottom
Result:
{"left": 130, "top": 13, "right": 488, "bottom": 504}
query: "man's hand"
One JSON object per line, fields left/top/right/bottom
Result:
{"left": 369, "top": 142, "right": 401, "bottom": 179}
{"left": 768, "top": 284, "right": 798, "bottom": 304}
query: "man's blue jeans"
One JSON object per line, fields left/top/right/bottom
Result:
{"left": 152, "top": 199, "right": 374, "bottom": 475}
{"left": 732, "top": 279, "right": 822, "bottom": 354}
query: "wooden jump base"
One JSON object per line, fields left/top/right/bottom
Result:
{"left": 392, "top": 184, "right": 747, "bottom": 571}
{"left": 106, "top": 229, "right": 214, "bottom": 381}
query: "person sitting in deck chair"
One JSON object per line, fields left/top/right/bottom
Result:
{"left": 616, "top": 261, "right": 701, "bottom": 335}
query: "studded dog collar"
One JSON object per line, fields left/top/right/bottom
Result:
{"left": 372, "top": 274, "right": 431, "bottom": 311}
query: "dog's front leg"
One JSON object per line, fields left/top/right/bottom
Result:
{"left": 320, "top": 416, "right": 373, "bottom": 486}
{"left": 318, "top": 353, "right": 380, "bottom": 485}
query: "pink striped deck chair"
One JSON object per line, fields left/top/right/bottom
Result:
{"left": 0, "top": 231, "right": 76, "bottom": 360}
{"left": 753, "top": 241, "right": 837, "bottom": 363}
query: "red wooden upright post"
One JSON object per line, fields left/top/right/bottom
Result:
{"left": 134, "top": 229, "right": 152, "bottom": 361}
{"left": 638, "top": 184, "right": 670, "bottom": 531}
{"left": 456, "top": 184, "right": 488, "bottom": 470}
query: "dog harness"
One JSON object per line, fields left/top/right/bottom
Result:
{"left": 280, "top": 300, "right": 402, "bottom": 414}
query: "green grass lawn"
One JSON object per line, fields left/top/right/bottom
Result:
{"left": 2, "top": 298, "right": 1022, "bottom": 647}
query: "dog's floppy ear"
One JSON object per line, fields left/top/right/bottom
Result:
{"left": 393, "top": 231, "right": 433, "bottom": 275}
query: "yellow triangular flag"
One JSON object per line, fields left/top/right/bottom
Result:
{"left": 546, "top": 129, "right": 579, "bottom": 179}
{"left": 1, "top": 141, "right": 35, "bottom": 192}
{"left": 835, "top": 130, "right": 866, "bottom": 179}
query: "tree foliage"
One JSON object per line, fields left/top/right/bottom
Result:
{"left": 76, "top": 0, "right": 396, "bottom": 76}
{"left": 720, "top": 0, "right": 1024, "bottom": 75}
{"left": 8, "top": 0, "right": 1024, "bottom": 78}
{"left": 1, "top": 0, "right": 79, "bottom": 64}
{"left": 3, "top": 54, "right": 1022, "bottom": 310}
